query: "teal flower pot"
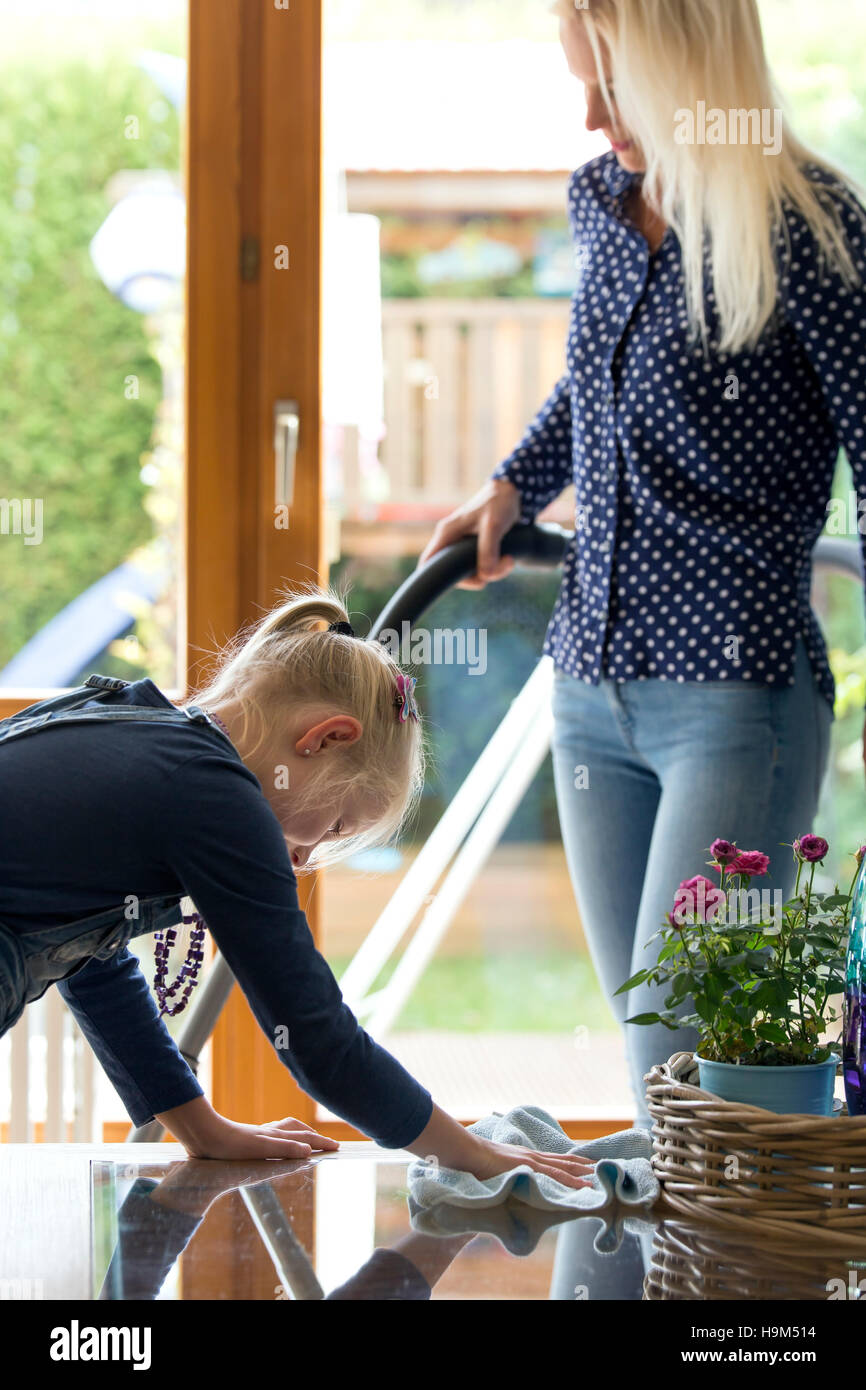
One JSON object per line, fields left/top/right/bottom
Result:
{"left": 696, "top": 1054, "right": 838, "bottom": 1116}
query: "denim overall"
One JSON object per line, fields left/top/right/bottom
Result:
{"left": 0, "top": 674, "right": 223, "bottom": 1037}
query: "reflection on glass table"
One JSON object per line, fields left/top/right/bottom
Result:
{"left": 91, "top": 1152, "right": 866, "bottom": 1302}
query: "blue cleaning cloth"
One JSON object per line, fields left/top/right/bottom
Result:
{"left": 406, "top": 1104, "right": 660, "bottom": 1255}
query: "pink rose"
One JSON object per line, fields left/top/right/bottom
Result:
{"left": 794, "top": 835, "right": 829, "bottom": 864}
{"left": 671, "top": 875, "right": 726, "bottom": 924}
{"left": 709, "top": 839, "right": 738, "bottom": 865}
{"left": 727, "top": 851, "right": 770, "bottom": 878}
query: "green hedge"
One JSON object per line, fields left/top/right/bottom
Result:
{"left": 0, "top": 59, "right": 179, "bottom": 669}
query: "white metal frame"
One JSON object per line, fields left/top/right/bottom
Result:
{"left": 339, "top": 656, "right": 555, "bottom": 1040}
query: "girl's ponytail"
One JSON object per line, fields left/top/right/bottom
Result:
{"left": 240, "top": 593, "right": 352, "bottom": 657}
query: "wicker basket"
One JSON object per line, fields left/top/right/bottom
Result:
{"left": 644, "top": 1216, "right": 866, "bottom": 1300}
{"left": 645, "top": 1054, "right": 866, "bottom": 1250}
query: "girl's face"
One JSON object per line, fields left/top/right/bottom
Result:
{"left": 559, "top": 16, "right": 647, "bottom": 174}
{"left": 278, "top": 787, "right": 379, "bottom": 871}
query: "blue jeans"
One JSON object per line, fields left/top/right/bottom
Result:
{"left": 549, "top": 635, "right": 833, "bottom": 1126}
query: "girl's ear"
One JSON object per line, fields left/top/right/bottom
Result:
{"left": 322, "top": 715, "right": 363, "bottom": 747}
{"left": 298, "top": 715, "right": 362, "bottom": 754}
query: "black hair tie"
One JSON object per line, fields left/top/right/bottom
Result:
{"left": 328, "top": 620, "right": 356, "bottom": 637}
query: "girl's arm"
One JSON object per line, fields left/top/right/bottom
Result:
{"left": 58, "top": 951, "right": 340, "bottom": 1154}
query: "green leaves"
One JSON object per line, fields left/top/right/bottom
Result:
{"left": 755, "top": 1022, "right": 789, "bottom": 1046}
{"left": 657, "top": 940, "right": 685, "bottom": 964}
{"left": 670, "top": 970, "right": 696, "bottom": 1002}
{"left": 613, "top": 968, "right": 652, "bottom": 997}
{"left": 815, "top": 893, "right": 852, "bottom": 911}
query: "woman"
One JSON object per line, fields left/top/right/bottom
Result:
{"left": 420, "top": 0, "right": 866, "bottom": 1123}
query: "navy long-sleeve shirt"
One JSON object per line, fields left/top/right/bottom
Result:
{"left": 492, "top": 151, "right": 866, "bottom": 706}
{"left": 0, "top": 678, "right": 434, "bottom": 1147}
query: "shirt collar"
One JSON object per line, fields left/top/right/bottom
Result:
{"left": 601, "top": 151, "right": 643, "bottom": 201}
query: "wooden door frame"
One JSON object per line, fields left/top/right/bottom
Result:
{"left": 188, "top": 0, "right": 345, "bottom": 1137}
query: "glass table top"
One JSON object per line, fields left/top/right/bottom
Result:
{"left": 90, "top": 1147, "right": 866, "bottom": 1302}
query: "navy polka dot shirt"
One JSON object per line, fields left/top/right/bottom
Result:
{"left": 492, "top": 151, "right": 866, "bottom": 708}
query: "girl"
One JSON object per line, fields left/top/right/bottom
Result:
{"left": 0, "top": 587, "right": 593, "bottom": 1186}
{"left": 420, "top": 0, "right": 866, "bottom": 1123}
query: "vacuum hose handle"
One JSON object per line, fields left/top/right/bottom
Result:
{"left": 368, "top": 523, "right": 571, "bottom": 640}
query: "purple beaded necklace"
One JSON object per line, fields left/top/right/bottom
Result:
{"left": 153, "top": 912, "right": 207, "bottom": 1017}
{"left": 152, "top": 706, "right": 231, "bottom": 1017}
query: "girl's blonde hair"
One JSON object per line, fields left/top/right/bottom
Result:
{"left": 183, "top": 583, "right": 427, "bottom": 872}
{"left": 552, "top": 0, "right": 864, "bottom": 353}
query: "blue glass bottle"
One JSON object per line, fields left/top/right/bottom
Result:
{"left": 843, "top": 856, "right": 866, "bottom": 1116}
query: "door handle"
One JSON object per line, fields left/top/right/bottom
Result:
{"left": 274, "top": 399, "right": 299, "bottom": 511}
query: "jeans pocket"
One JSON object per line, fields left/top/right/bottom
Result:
{"left": 48, "top": 917, "right": 134, "bottom": 964}
{"left": 29, "top": 910, "right": 135, "bottom": 966}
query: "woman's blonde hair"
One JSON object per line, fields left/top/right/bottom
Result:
{"left": 183, "top": 583, "right": 428, "bottom": 872}
{"left": 552, "top": 0, "right": 864, "bottom": 353}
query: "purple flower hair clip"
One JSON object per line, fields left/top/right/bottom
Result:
{"left": 394, "top": 673, "right": 420, "bottom": 723}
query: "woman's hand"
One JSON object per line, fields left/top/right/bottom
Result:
{"left": 156, "top": 1095, "right": 340, "bottom": 1160}
{"left": 418, "top": 478, "right": 522, "bottom": 591}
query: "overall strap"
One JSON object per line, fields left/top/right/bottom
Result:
{"left": 0, "top": 674, "right": 222, "bottom": 747}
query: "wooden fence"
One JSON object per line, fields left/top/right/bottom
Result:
{"left": 341, "top": 297, "right": 572, "bottom": 518}
{"left": 0, "top": 993, "right": 101, "bottom": 1143}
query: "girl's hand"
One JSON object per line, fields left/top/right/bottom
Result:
{"left": 418, "top": 478, "right": 522, "bottom": 591}
{"left": 182, "top": 1113, "right": 340, "bottom": 1161}
{"left": 464, "top": 1138, "right": 597, "bottom": 1191}
{"left": 157, "top": 1096, "right": 340, "bottom": 1160}
{"left": 157, "top": 1089, "right": 340, "bottom": 1156}
{"left": 405, "top": 1103, "right": 595, "bottom": 1190}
